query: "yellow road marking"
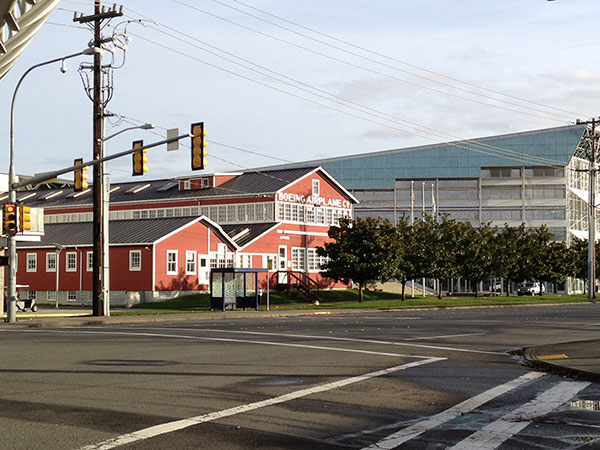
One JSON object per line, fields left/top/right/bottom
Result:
{"left": 538, "top": 354, "right": 568, "bottom": 360}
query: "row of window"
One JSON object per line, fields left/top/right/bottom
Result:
{"left": 480, "top": 185, "right": 566, "bottom": 200}
{"left": 24, "top": 290, "right": 80, "bottom": 301}
{"left": 388, "top": 183, "right": 566, "bottom": 203}
{"left": 23, "top": 246, "right": 328, "bottom": 277}
{"left": 22, "top": 251, "right": 142, "bottom": 273}
{"left": 481, "top": 167, "right": 565, "bottom": 178}
{"left": 44, "top": 203, "right": 277, "bottom": 225}
{"left": 276, "top": 203, "right": 352, "bottom": 225}
{"left": 45, "top": 204, "right": 351, "bottom": 227}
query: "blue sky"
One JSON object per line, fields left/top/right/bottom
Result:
{"left": 1, "top": 0, "right": 599, "bottom": 182}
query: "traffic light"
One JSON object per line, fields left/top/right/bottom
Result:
{"left": 132, "top": 140, "right": 148, "bottom": 176}
{"left": 191, "top": 122, "right": 207, "bottom": 170}
{"left": 74, "top": 158, "right": 88, "bottom": 191}
{"left": 19, "top": 204, "right": 31, "bottom": 231}
{"left": 3, "top": 203, "right": 17, "bottom": 234}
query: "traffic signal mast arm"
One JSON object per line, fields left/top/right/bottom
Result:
{"left": 11, "top": 132, "right": 191, "bottom": 190}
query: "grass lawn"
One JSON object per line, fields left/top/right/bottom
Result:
{"left": 121, "top": 289, "right": 595, "bottom": 315}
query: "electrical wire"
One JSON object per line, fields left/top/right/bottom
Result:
{"left": 49, "top": 6, "right": 571, "bottom": 168}
{"left": 172, "top": 0, "right": 576, "bottom": 122}
{"left": 226, "top": 0, "right": 586, "bottom": 118}
{"left": 120, "top": 22, "right": 565, "bottom": 167}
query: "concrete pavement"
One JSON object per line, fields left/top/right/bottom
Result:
{"left": 3, "top": 306, "right": 600, "bottom": 382}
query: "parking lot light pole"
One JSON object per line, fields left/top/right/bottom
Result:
{"left": 6, "top": 47, "right": 100, "bottom": 323}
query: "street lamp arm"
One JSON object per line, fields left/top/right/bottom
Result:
{"left": 6, "top": 47, "right": 101, "bottom": 323}
{"left": 9, "top": 48, "right": 103, "bottom": 200}
{"left": 102, "top": 123, "right": 154, "bottom": 142}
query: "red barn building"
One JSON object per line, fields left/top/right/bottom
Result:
{"left": 11, "top": 167, "right": 357, "bottom": 307}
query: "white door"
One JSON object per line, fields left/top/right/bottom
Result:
{"left": 278, "top": 246, "right": 288, "bottom": 284}
{"left": 198, "top": 255, "right": 210, "bottom": 285}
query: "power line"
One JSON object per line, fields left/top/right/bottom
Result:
{"left": 226, "top": 0, "right": 586, "bottom": 119}
{"left": 173, "top": 0, "right": 575, "bottom": 122}
{"left": 48, "top": 6, "right": 569, "bottom": 168}
{"left": 119, "top": 20, "right": 564, "bottom": 167}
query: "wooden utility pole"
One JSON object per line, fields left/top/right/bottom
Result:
{"left": 74, "top": 1, "right": 122, "bottom": 315}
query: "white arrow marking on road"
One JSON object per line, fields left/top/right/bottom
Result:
{"left": 362, "top": 371, "right": 545, "bottom": 449}
{"left": 448, "top": 380, "right": 590, "bottom": 450}
{"left": 79, "top": 357, "right": 444, "bottom": 450}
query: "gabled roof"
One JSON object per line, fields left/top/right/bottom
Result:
{"left": 15, "top": 217, "right": 233, "bottom": 248}
{"left": 276, "top": 167, "right": 359, "bottom": 204}
{"left": 19, "top": 167, "right": 320, "bottom": 209}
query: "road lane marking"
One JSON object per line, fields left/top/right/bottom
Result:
{"left": 35, "top": 328, "right": 435, "bottom": 359}
{"left": 79, "top": 357, "right": 444, "bottom": 450}
{"left": 537, "top": 353, "right": 568, "bottom": 360}
{"left": 175, "top": 328, "right": 504, "bottom": 355}
{"left": 448, "top": 380, "right": 590, "bottom": 450}
{"left": 403, "top": 332, "right": 485, "bottom": 341}
{"left": 361, "top": 371, "right": 545, "bottom": 449}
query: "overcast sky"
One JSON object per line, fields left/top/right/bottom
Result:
{"left": 1, "top": 0, "right": 599, "bottom": 182}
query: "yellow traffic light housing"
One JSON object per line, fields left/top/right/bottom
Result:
{"left": 191, "top": 122, "right": 207, "bottom": 170}
{"left": 3, "top": 203, "right": 17, "bottom": 234}
{"left": 19, "top": 205, "right": 31, "bottom": 231}
{"left": 132, "top": 140, "right": 148, "bottom": 176}
{"left": 74, "top": 158, "right": 88, "bottom": 191}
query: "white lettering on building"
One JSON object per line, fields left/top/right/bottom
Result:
{"left": 278, "top": 192, "right": 350, "bottom": 209}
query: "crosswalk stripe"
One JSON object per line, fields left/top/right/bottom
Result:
{"left": 448, "top": 380, "right": 590, "bottom": 450}
{"left": 361, "top": 371, "right": 545, "bottom": 449}
{"left": 79, "top": 358, "right": 444, "bottom": 450}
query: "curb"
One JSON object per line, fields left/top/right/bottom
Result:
{"left": 521, "top": 342, "right": 600, "bottom": 382}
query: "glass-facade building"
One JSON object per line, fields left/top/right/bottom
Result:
{"left": 264, "top": 125, "right": 596, "bottom": 245}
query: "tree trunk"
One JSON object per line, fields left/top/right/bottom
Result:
{"left": 437, "top": 279, "right": 442, "bottom": 299}
{"left": 538, "top": 280, "right": 543, "bottom": 296}
{"left": 401, "top": 279, "right": 407, "bottom": 301}
{"left": 358, "top": 284, "right": 364, "bottom": 303}
{"left": 506, "top": 278, "right": 511, "bottom": 297}
{"left": 474, "top": 279, "right": 479, "bottom": 298}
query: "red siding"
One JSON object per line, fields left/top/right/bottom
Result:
{"left": 154, "top": 220, "right": 233, "bottom": 291}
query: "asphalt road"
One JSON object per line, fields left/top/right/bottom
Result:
{"left": 1, "top": 304, "right": 599, "bottom": 449}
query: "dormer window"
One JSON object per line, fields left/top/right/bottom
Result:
{"left": 183, "top": 180, "right": 191, "bottom": 190}
{"left": 202, "top": 178, "right": 210, "bottom": 188}
{"left": 312, "top": 179, "right": 320, "bottom": 196}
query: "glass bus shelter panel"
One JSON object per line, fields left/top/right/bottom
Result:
{"left": 210, "top": 268, "right": 266, "bottom": 311}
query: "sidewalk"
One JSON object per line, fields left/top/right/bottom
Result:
{"left": 0, "top": 307, "right": 343, "bottom": 328}
{"left": 523, "top": 340, "right": 600, "bottom": 381}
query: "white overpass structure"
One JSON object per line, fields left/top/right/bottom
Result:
{"left": 0, "top": 0, "right": 59, "bottom": 80}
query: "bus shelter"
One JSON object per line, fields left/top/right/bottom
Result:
{"left": 210, "top": 268, "right": 267, "bottom": 311}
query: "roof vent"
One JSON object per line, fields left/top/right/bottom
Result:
{"left": 157, "top": 181, "right": 178, "bottom": 192}
{"left": 44, "top": 191, "right": 63, "bottom": 200}
{"left": 126, "top": 183, "right": 151, "bottom": 194}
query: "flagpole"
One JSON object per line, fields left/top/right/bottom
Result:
{"left": 410, "top": 181, "right": 414, "bottom": 225}
{"left": 411, "top": 181, "right": 415, "bottom": 298}
{"left": 422, "top": 182, "right": 425, "bottom": 220}
{"left": 422, "top": 182, "right": 425, "bottom": 297}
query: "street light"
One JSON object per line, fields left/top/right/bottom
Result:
{"left": 6, "top": 46, "right": 101, "bottom": 323}
{"left": 102, "top": 123, "right": 155, "bottom": 142}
